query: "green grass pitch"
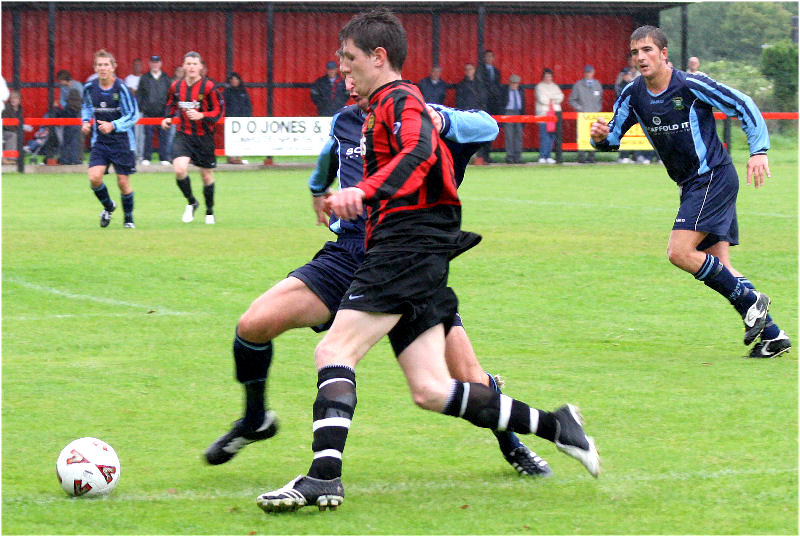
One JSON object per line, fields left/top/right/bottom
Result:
{"left": 2, "top": 145, "right": 797, "bottom": 534}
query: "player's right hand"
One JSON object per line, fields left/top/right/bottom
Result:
{"left": 590, "top": 118, "right": 609, "bottom": 142}
{"left": 328, "top": 187, "right": 364, "bottom": 221}
{"left": 313, "top": 193, "right": 332, "bottom": 226}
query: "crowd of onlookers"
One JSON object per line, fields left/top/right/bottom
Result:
{"left": 2, "top": 52, "right": 706, "bottom": 166}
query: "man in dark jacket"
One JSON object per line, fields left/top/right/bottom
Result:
{"left": 137, "top": 55, "right": 172, "bottom": 164}
{"left": 418, "top": 65, "right": 447, "bottom": 104}
{"left": 310, "top": 61, "right": 348, "bottom": 116}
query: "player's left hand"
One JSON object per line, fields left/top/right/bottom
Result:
{"left": 746, "top": 154, "right": 770, "bottom": 188}
{"left": 426, "top": 105, "right": 443, "bottom": 133}
{"left": 96, "top": 120, "right": 114, "bottom": 134}
{"left": 186, "top": 109, "right": 203, "bottom": 121}
{"left": 328, "top": 187, "right": 364, "bottom": 221}
{"left": 313, "top": 193, "right": 332, "bottom": 226}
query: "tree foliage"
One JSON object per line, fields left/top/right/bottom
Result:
{"left": 660, "top": 2, "right": 797, "bottom": 65}
{"left": 761, "top": 41, "right": 799, "bottom": 112}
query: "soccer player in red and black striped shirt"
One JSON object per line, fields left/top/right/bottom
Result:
{"left": 161, "top": 51, "right": 224, "bottom": 224}
{"left": 256, "top": 9, "right": 600, "bottom": 514}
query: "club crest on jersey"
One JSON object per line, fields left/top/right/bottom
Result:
{"left": 652, "top": 116, "right": 661, "bottom": 125}
{"left": 113, "top": 93, "right": 119, "bottom": 101}
{"left": 366, "top": 114, "right": 375, "bottom": 129}
{"left": 672, "top": 97, "right": 684, "bottom": 110}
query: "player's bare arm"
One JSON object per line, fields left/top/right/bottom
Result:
{"left": 746, "top": 154, "right": 770, "bottom": 189}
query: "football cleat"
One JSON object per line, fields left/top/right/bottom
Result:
{"left": 182, "top": 201, "right": 199, "bottom": 223}
{"left": 99, "top": 201, "right": 116, "bottom": 228}
{"left": 205, "top": 411, "right": 279, "bottom": 465}
{"left": 256, "top": 475, "right": 344, "bottom": 512}
{"left": 742, "top": 291, "right": 770, "bottom": 345}
{"left": 553, "top": 404, "right": 600, "bottom": 477}
{"left": 205, "top": 214, "right": 215, "bottom": 225}
{"left": 504, "top": 445, "right": 553, "bottom": 478}
{"left": 123, "top": 222, "right": 136, "bottom": 229}
{"left": 748, "top": 330, "right": 791, "bottom": 359}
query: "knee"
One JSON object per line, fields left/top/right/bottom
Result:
{"left": 237, "top": 309, "right": 269, "bottom": 342}
{"left": 666, "top": 244, "right": 690, "bottom": 268}
{"left": 410, "top": 380, "right": 449, "bottom": 411}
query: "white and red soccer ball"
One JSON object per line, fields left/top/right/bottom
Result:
{"left": 56, "top": 437, "right": 120, "bottom": 497}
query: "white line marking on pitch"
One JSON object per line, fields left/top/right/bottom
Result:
{"left": 3, "top": 466, "right": 795, "bottom": 505}
{"left": 2, "top": 276, "right": 191, "bottom": 316}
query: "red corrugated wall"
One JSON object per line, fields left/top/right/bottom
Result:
{"left": 2, "top": 7, "right": 634, "bottom": 150}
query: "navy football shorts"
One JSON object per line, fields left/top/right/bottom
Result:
{"left": 673, "top": 163, "right": 739, "bottom": 250}
{"left": 289, "top": 237, "right": 365, "bottom": 333}
{"left": 172, "top": 132, "right": 216, "bottom": 169}
{"left": 289, "top": 236, "right": 464, "bottom": 338}
{"left": 89, "top": 142, "right": 136, "bottom": 176}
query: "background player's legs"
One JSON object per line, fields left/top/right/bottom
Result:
{"left": 669, "top": 230, "right": 767, "bottom": 345}
{"left": 206, "top": 276, "right": 334, "bottom": 464}
{"left": 705, "top": 241, "right": 786, "bottom": 349}
{"left": 200, "top": 167, "right": 215, "bottom": 221}
{"left": 173, "top": 156, "right": 198, "bottom": 222}
{"left": 116, "top": 174, "right": 134, "bottom": 226}
{"left": 445, "top": 325, "right": 552, "bottom": 476}
{"left": 89, "top": 165, "right": 116, "bottom": 227}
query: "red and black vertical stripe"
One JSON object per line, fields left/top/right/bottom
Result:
{"left": 166, "top": 77, "right": 225, "bottom": 137}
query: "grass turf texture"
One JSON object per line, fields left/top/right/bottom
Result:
{"left": 3, "top": 146, "right": 797, "bottom": 534}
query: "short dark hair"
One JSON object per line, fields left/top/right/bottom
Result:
{"left": 339, "top": 8, "right": 407, "bottom": 72}
{"left": 630, "top": 25, "right": 668, "bottom": 50}
{"left": 56, "top": 69, "right": 72, "bottom": 81}
{"left": 542, "top": 68, "right": 553, "bottom": 79}
{"left": 183, "top": 51, "right": 203, "bottom": 63}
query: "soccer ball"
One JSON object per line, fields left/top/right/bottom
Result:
{"left": 56, "top": 437, "right": 121, "bottom": 497}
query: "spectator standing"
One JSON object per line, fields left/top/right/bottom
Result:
{"left": 501, "top": 74, "right": 525, "bottom": 164}
{"left": 534, "top": 68, "right": 564, "bottom": 164}
{"left": 2, "top": 90, "right": 23, "bottom": 164}
{"left": 418, "top": 65, "right": 447, "bottom": 104}
{"left": 58, "top": 89, "right": 83, "bottom": 164}
{"left": 476, "top": 50, "right": 502, "bottom": 163}
{"left": 687, "top": 56, "right": 703, "bottom": 74}
{"left": 224, "top": 72, "right": 252, "bottom": 164}
{"left": 55, "top": 70, "right": 84, "bottom": 156}
{"left": 162, "top": 51, "right": 224, "bottom": 225}
{"left": 455, "top": 63, "right": 487, "bottom": 164}
{"left": 0, "top": 75, "right": 9, "bottom": 113}
{"left": 138, "top": 55, "right": 173, "bottom": 165}
{"left": 310, "top": 61, "right": 348, "bottom": 116}
{"left": 124, "top": 59, "right": 145, "bottom": 163}
{"left": 569, "top": 64, "right": 603, "bottom": 163}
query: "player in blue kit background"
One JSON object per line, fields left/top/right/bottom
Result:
{"left": 205, "top": 76, "right": 553, "bottom": 479}
{"left": 81, "top": 49, "right": 139, "bottom": 229}
{"left": 590, "top": 26, "right": 789, "bottom": 358}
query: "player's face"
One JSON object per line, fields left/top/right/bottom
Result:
{"left": 183, "top": 57, "right": 202, "bottom": 80}
{"left": 339, "top": 38, "right": 378, "bottom": 97}
{"left": 630, "top": 37, "right": 668, "bottom": 79}
{"left": 94, "top": 57, "right": 116, "bottom": 82}
{"left": 345, "top": 75, "right": 370, "bottom": 111}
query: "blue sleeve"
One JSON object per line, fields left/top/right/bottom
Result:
{"left": 80, "top": 83, "right": 93, "bottom": 123}
{"left": 112, "top": 84, "right": 140, "bottom": 133}
{"left": 428, "top": 104, "right": 499, "bottom": 143}
{"left": 308, "top": 136, "right": 338, "bottom": 195}
{"left": 592, "top": 85, "right": 638, "bottom": 151}
{"left": 686, "top": 74, "right": 769, "bottom": 155}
